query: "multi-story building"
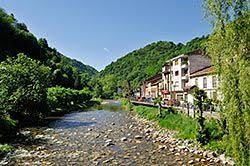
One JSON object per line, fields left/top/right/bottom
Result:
{"left": 140, "top": 74, "right": 163, "bottom": 99}
{"left": 161, "top": 51, "right": 211, "bottom": 103}
{"left": 139, "top": 51, "right": 220, "bottom": 104}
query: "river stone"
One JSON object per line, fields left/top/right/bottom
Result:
{"left": 105, "top": 142, "right": 114, "bottom": 147}
{"left": 121, "top": 137, "right": 127, "bottom": 141}
{"left": 105, "top": 139, "right": 113, "bottom": 143}
{"left": 188, "top": 160, "right": 194, "bottom": 164}
{"left": 134, "top": 135, "right": 143, "bottom": 139}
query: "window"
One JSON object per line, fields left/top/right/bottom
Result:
{"left": 175, "top": 81, "right": 179, "bottom": 87}
{"left": 175, "top": 71, "right": 179, "bottom": 76}
{"left": 175, "top": 60, "right": 179, "bottom": 65}
{"left": 195, "top": 78, "right": 198, "bottom": 86}
{"left": 212, "top": 91, "right": 217, "bottom": 100}
{"left": 203, "top": 77, "right": 207, "bottom": 88}
{"left": 212, "top": 76, "right": 217, "bottom": 88}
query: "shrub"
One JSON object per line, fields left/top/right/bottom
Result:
{"left": 0, "top": 144, "right": 13, "bottom": 157}
{"left": 0, "top": 54, "right": 51, "bottom": 124}
{"left": 47, "top": 86, "right": 92, "bottom": 112}
{"left": 0, "top": 115, "right": 17, "bottom": 141}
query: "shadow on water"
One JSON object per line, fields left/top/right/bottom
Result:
{"left": 51, "top": 121, "right": 96, "bottom": 129}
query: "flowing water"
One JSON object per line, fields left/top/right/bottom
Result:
{"left": 1, "top": 101, "right": 221, "bottom": 165}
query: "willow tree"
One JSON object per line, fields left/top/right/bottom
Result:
{"left": 203, "top": 0, "right": 249, "bottom": 165}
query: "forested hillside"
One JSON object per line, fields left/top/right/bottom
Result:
{"left": 0, "top": 8, "right": 97, "bottom": 144}
{"left": 0, "top": 8, "right": 97, "bottom": 79}
{"left": 99, "top": 36, "right": 207, "bottom": 89}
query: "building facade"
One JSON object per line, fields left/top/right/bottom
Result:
{"left": 161, "top": 51, "right": 211, "bottom": 104}
{"left": 139, "top": 51, "right": 219, "bottom": 104}
{"left": 187, "top": 66, "right": 219, "bottom": 103}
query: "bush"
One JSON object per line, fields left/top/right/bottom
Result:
{"left": 0, "top": 115, "right": 17, "bottom": 141}
{"left": 0, "top": 144, "right": 13, "bottom": 157}
{"left": 0, "top": 54, "right": 51, "bottom": 125}
{"left": 47, "top": 86, "right": 92, "bottom": 112}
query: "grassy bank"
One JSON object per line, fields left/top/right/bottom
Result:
{"left": 129, "top": 104, "right": 227, "bottom": 155}
{"left": 134, "top": 105, "right": 198, "bottom": 139}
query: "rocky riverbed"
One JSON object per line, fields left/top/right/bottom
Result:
{"left": 0, "top": 101, "right": 232, "bottom": 165}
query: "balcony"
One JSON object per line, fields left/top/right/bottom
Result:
{"left": 162, "top": 66, "right": 170, "bottom": 73}
{"left": 181, "top": 63, "right": 188, "bottom": 69}
{"left": 181, "top": 74, "right": 188, "bottom": 80}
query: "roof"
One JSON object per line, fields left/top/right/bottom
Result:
{"left": 190, "top": 66, "right": 215, "bottom": 78}
{"left": 144, "top": 73, "right": 162, "bottom": 84}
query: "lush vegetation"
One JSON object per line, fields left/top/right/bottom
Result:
{"left": 0, "top": 8, "right": 97, "bottom": 82}
{"left": 0, "top": 8, "right": 97, "bottom": 155}
{"left": 132, "top": 105, "right": 226, "bottom": 155}
{"left": 99, "top": 36, "right": 207, "bottom": 97}
{"left": 47, "top": 86, "right": 92, "bottom": 112}
{"left": 203, "top": 0, "right": 249, "bottom": 165}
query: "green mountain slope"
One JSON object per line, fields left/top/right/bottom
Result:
{"left": 0, "top": 8, "right": 97, "bottom": 77}
{"left": 99, "top": 36, "right": 207, "bottom": 89}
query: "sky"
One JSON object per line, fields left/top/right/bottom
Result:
{"left": 0, "top": 0, "right": 211, "bottom": 71}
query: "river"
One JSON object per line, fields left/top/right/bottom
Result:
{"left": 1, "top": 101, "right": 221, "bottom": 165}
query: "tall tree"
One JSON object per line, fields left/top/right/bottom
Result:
{"left": 203, "top": 0, "right": 249, "bottom": 165}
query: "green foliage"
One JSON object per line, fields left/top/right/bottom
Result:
{"left": 134, "top": 106, "right": 198, "bottom": 139}
{"left": 204, "top": 1, "right": 249, "bottom": 164}
{"left": 0, "top": 8, "right": 97, "bottom": 86}
{"left": 47, "top": 86, "right": 92, "bottom": 112}
{"left": 0, "top": 144, "right": 13, "bottom": 157}
{"left": 0, "top": 115, "right": 17, "bottom": 141}
{"left": 99, "top": 37, "right": 207, "bottom": 93}
{"left": 89, "top": 77, "right": 103, "bottom": 98}
{"left": 100, "top": 74, "right": 118, "bottom": 99}
{"left": 192, "top": 87, "right": 214, "bottom": 145}
{"left": 120, "top": 98, "right": 133, "bottom": 111}
{"left": 0, "top": 54, "right": 51, "bottom": 124}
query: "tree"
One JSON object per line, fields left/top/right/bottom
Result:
{"left": 192, "top": 88, "right": 210, "bottom": 145}
{"left": 0, "top": 54, "right": 51, "bottom": 124}
{"left": 153, "top": 97, "right": 164, "bottom": 118}
{"left": 100, "top": 74, "right": 117, "bottom": 99}
{"left": 203, "top": 0, "right": 249, "bottom": 164}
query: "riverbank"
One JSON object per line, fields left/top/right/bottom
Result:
{"left": 127, "top": 103, "right": 235, "bottom": 165}
{"left": 0, "top": 99, "right": 100, "bottom": 160}
{"left": 0, "top": 101, "right": 225, "bottom": 165}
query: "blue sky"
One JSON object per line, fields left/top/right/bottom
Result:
{"left": 0, "top": 0, "right": 211, "bottom": 71}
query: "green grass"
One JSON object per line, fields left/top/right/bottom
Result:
{"left": 134, "top": 106, "right": 198, "bottom": 139}
{"left": 158, "top": 114, "right": 198, "bottom": 139}
{"left": 133, "top": 105, "right": 229, "bottom": 155}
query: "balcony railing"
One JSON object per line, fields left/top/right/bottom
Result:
{"left": 181, "top": 74, "right": 188, "bottom": 80}
{"left": 181, "top": 63, "right": 188, "bottom": 69}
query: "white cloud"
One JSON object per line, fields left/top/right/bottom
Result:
{"left": 103, "top": 47, "right": 110, "bottom": 53}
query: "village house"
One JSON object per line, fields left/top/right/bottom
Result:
{"left": 161, "top": 51, "right": 211, "bottom": 103}
{"left": 139, "top": 51, "right": 220, "bottom": 105}
{"left": 140, "top": 73, "right": 163, "bottom": 101}
{"left": 186, "top": 66, "right": 219, "bottom": 104}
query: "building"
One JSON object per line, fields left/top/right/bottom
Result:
{"left": 186, "top": 66, "right": 219, "bottom": 103}
{"left": 140, "top": 74, "right": 163, "bottom": 100}
{"left": 161, "top": 51, "right": 211, "bottom": 103}
{"left": 139, "top": 50, "right": 220, "bottom": 104}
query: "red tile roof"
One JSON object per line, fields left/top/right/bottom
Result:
{"left": 190, "top": 66, "right": 215, "bottom": 78}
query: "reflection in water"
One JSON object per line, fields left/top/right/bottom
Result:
{"left": 51, "top": 121, "right": 97, "bottom": 129}
{"left": 93, "top": 101, "right": 125, "bottom": 112}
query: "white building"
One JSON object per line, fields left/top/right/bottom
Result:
{"left": 187, "top": 66, "right": 219, "bottom": 104}
{"left": 161, "top": 51, "right": 211, "bottom": 103}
